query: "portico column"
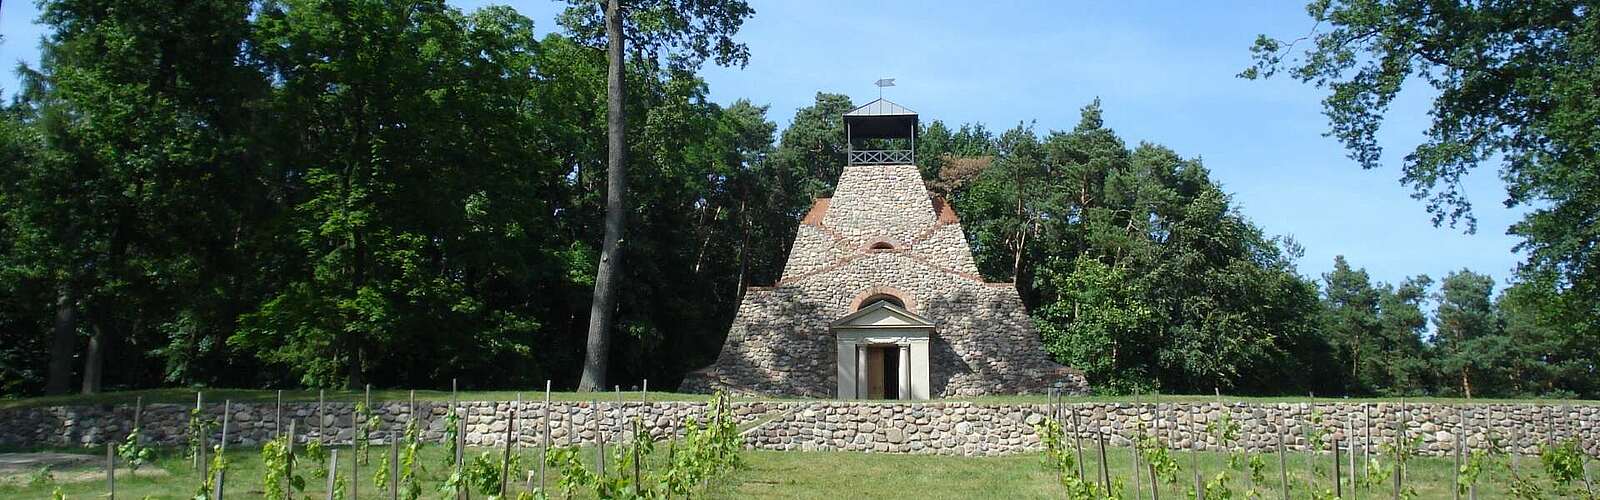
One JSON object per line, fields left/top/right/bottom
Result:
{"left": 897, "top": 344, "right": 911, "bottom": 400}
{"left": 910, "top": 340, "right": 930, "bottom": 400}
{"left": 856, "top": 345, "right": 869, "bottom": 399}
{"left": 836, "top": 341, "right": 856, "bottom": 399}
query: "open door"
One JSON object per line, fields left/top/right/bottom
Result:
{"left": 863, "top": 346, "right": 901, "bottom": 399}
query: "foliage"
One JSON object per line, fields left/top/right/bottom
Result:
{"left": 400, "top": 416, "right": 424, "bottom": 500}
{"left": 355, "top": 400, "right": 379, "bottom": 464}
{"left": 2, "top": 0, "right": 1595, "bottom": 401}
{"left": 445, "top": 450, "right": 523, "bottom": 498}
{"left": 666, "top": 392, "right": 743, "bottom": 495}
{"left": 186, "top": 407, "right": 213, "bottom": 463}
{"left": 116, "top": 428, "right": 154, "bottom": 475}
{"left": 302, "top": 439, "right": 328, "bottom": 479}
{"left": 1135, "top": 429, "right": 1179, "bottom": 485}
{"left": 1201, "top": 412, "right": 1264, "bottom": 499}
{"left": 1359, "top": 422, "right": 1423, "bottom": 500}
{"left": 1301, "top": 409, "right": 1335, "bottom": 499}
{"left": 440, "top": 407, "right": 463, "bottom": 496}
{"left": 548, "top": 446, "right": 596, "bottom": 499}
{"left": 195, "top": 444, "right": 228, "bottom": 499}
{"left": 1537, "top": 438, "right": 1598, "bottom": 499}
{"left": 1034, "top": 416, "right": 1119, "bottom": 500}
{"left": 1458, "top": 447, "right": 1488, "bottom": 496}
{"left": 954, "top": 102, "right": 1331, "bottom": 394}
{"left": 1432, "top": 270, "right": 1509, "bottom": 398}
{"left": 1245, "top": 0, "right": 1600, "bottom": 400}
{"left": 261, "top": 434, "right": 304, "bottom": 499}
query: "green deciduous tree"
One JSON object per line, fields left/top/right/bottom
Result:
{"left": 235, "top": 1, "right": 573, "bottom": 388}
{"left": 1497, "top": 273, "right": 1599, "bottom": 397}
{"left": 9, "top": 0, "right": 271, "bottom": 393}
{"left": 559, "top": 0, "right": 754, "bottom": 391}
{"left": 1246, "top": 1, "right": 1600, "bottom": 398}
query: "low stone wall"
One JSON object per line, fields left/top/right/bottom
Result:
{"left": 0, "top": 400, "right": 773, "bottom": 449}
{"left": 2, "top": 400, "right": 1594, "bottom": 457}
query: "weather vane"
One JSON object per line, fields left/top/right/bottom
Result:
{"left": 875, "top": 78, "right": 895, "bottom": 99}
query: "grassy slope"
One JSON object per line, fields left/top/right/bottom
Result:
{"left": 5, "top": 388, "right": 1593, "bottom": 410}
{"left": 2, "top": 442, "right": 1566, "bottom": 499}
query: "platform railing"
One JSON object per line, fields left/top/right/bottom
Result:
{"left": 848, "top": 149, "right": 914, "bottom": 165}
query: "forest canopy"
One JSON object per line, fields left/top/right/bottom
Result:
{"left": 1, "top": 0, "right": 1592, "bottom": 399}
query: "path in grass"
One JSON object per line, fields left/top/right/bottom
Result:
{"left": 2, "top": 443, "right": 1542, "bottom": 499}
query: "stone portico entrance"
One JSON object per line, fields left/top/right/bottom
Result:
{"left": 832, "top": 300, "right": 931, "bottom": 400}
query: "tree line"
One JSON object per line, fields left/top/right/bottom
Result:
{"left": 1, "top": 0, "right": 1593, "bottom": 399}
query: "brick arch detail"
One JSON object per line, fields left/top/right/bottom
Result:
{"left": 862, "top": 237, "right": 907, "bottom": 252}
{"left": 849, "top": 286, "right": 918, "bottom": 313}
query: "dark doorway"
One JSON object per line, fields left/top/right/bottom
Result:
{"left": 866, "top": 345, "right": 900, "bottom": 399}
{"left": 883, "top": 347, "right": 899, "bottom": 400}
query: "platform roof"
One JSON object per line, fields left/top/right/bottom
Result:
{"left": 844, "top": 98, "right": 918, "bottom": 139}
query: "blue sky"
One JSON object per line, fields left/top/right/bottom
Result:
{"left": 0, "top": 0, "right": 1527, "bottom": 294}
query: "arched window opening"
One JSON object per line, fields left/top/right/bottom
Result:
{"left": 869, "top": 241, "right": 895, "bottom": 250}
{"left": 858, "top": 294, "right": 904, "bottom": 310}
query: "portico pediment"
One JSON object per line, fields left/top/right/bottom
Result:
{"left": 830, "top": 300, "right": 934, "bottom": 329}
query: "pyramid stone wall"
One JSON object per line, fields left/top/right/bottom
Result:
{"left": 681, "top": 164, "right": 1086, "bottom": 397}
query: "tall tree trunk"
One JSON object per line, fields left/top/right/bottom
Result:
{"left": 81, "top": 319, "right": 107, "bottom": 394}
{"left": 45, "top": 289, "right": 79, "bottom": 395}
{"left": 348, "top": 348, "right": 365, "bottom": 390}
{"left": 578, "top": 0, "right": 627, "bottom": 392}
{"left": 733, "top": 194, "right": 750, "bottom": 304}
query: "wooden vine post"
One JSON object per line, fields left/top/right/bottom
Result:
{"left": 275, "top": 390, "right": 283, "bottom": 439}
{"left": 615, "top": 385, "right": 624, "bottom": 471}
{"left": 318, "top": 389, "right": 326, "bottom": 445}
{"left": 1072, "top": 402, "right": 1085, "bottom": 481}
{"left": 365, "top": 384, "right": 373, "bottom": 462}
{"left": 106, "top": 442, "right": 116, "bottom": 500}
{"left": 1131, "top": 392, "right": 1141, "bottom": 500}
{"left": 351, "top": 392, "right": 360, "bottom": 500}
{"left": 594, "top": 397, "right": 604, "bottom": 478}
{"left": 1334, "top": 432, "right": 1342, "bottom": 499}
{"left": 1149, "top": 393, "right": 1161, "bottom": 500}
{"left": 1467, "top": 408, "right": 1477, "bottom": 500}
{"left": 1302, "top": 402, "right": 1313, "bottom": 495}
{"left": 325, "top": 449, "right": 337, "bottom": 500}
{"left": 1452, "top": 417, "right": 1462, "bottom": 500}
{"left": 501, "top": 406, "right": 516, "bottom": 496}
{"left": 215, "top": 400, "right": 231, "bottom": 500}
{"left": 452, "top": 379, "right": 466, "bottom": 500}
{"left": 286, "top": 419, "right": 297, "bottom": 500}
{"left": 632, "top": 418, "right": 643, "bottom": 498}
{"left": 1277, "top": 413, "right": 1288, "bottom": 500}
{"left": 390, "top": 437, "right": 400, "bottom": 500}
{"left": 195, "top": 391, "right": 205, "bottom": 472}
{"left": 1192, "top": 403, "right": 1203, "bottom": 500}
{"left": 1364, "top": 402, "right": 1372, "bottom": 481}
{"left": 1348, "top": 412, "right": 1359, "bottom": 500}
{"left": 541, "top": 380, "right": 551, "bottom": 493}
{"left": 1394, "top": 400, "right": 1406, "bottom": 500}
{"left": 1096, "top": 425, "right": 1110, "bottom": 494}
{"left": 132, "top": 396, "right": 143, "bottom": 446}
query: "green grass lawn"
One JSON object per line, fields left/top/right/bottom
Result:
{"left": 5, "top": 387, "right": 1593, "bottom": 410}
{"left": 3, "top": 441, "right": 1575, "bottom": 499}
